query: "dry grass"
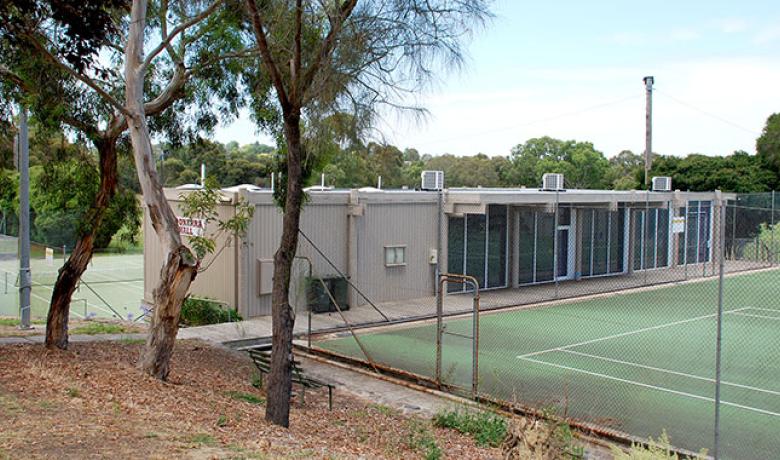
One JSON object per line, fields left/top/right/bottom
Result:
{"left": 0, "top": 340, "right": 500, "bottom": 459}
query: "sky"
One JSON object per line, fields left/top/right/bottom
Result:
{"left": 213, "top": 0, "right": 780, "bottom": 159}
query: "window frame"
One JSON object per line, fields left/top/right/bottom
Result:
{"left": 384, "top": 245, "right": 407, "bottom": 267}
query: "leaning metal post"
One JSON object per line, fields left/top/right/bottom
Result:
{"left": 294, "top": 256, "right": 313, "bottom": 349}
{"left": 435, "top": 273, "right": 480, "bottom": 399}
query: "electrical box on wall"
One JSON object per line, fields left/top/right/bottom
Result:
{"left": 257, "top": 259, "right": 274, "bottom": 296}
{"left": 428, "top": 248, "right": 438, "bottom": 265}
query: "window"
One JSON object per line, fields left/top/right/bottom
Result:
{"left": 384, "top": 245, "right": 406, "bottom": 266}
{"left": 447, "top": 205, "right": 509, "bottom": 291}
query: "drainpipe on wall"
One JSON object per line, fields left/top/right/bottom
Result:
{"left": 347, "top": 190, "right": 361, "bottom": 308}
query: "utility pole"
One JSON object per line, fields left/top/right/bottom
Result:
{"left": 17, "top": 108, "right": 31, "bottom": 329}
{"left": 643, "top": 76, "right": 654, "bottom": 189}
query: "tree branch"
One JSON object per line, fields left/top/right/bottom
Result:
{"left": 245, "top": 0, "right": 290, "bottom": 112}
{"left": 141, "top": 0, "right": 223, "bottom": 71}
{"left": 298, "top": 0, "right": 358, "bottom": 98}
{"left": 27, "top": 34, "right": 131, "bottom": 118}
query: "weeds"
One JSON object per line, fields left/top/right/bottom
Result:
{"left": 65, "top": 387, "right": 80, "bottom": 398}
{"left": 433, "top": 408, "right": 507, "bottom": 447}
{"left": 225, "top": 391, "right": 264, "bottom": 405}
{"left": 610, "top": 431, "right": 708, "bottom": 459}
{"left": 406, "top": 419, "right": 442, "bottom": 460}
{"left": 216, "top": 414, "right": 228, "bottom": 427}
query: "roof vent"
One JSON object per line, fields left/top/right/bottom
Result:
{"left": 421, "top": 170, "right": 444, "bottom": 191}
{"left": 542, "top": 173, "right": 564, "bottom": 191}
{"left": 652, "top": 176, "right": 672, "bottom": 192}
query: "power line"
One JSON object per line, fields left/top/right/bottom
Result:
{"left": 655, "top": 89, "right": 760, "bottom": 136}
{"left": 412, "top": 93, "right": 643, "bottom": 148}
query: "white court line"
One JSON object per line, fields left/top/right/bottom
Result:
{"left": 518, "top": 356, "right": 780, "bottom": 418}
{"left": 731, "top": 312, "right": 780, "bottom": 321}
{"left": 561, "top": 349, "right": 780, "bottom": 397}
{"left": 517, "top": 307, "right": 750, "bottom": 359}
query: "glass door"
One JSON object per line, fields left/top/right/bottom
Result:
{"left": 557, "top": 228, "right": 569, "bottom": 278}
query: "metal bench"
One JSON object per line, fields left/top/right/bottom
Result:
{"left": 247, "top": 349, "right": 334, "bottom": 410}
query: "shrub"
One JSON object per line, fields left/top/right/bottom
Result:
{"left": 433, "top": 408, "right": 507, "bottom": 447}
{"left": 179, "top": 297, "right": 242, "bottom": 326}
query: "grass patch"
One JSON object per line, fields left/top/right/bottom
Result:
{"left": 225, "top": 391, "right": 264, "bottom": 405}
{"left": 188, "top": 433, "right": 217, "bottom": 446}
{"left": 433, "top": 408, "right": 507, "bottom": 448}
{"left": 119, "top": 337, "right": 145, "bottom": 345}
{"left": 406, "top": 419, "right": 442, "bottom": 460}
{"left": 0, "top": 317, "right": 46, "bottom": 327}
{"left": 369, "top": 403, "right": 397, "bottom": 416}
{"left": 69, "top": 322, "right": 127, "bottom": 335}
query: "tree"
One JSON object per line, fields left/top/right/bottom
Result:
{"left": 241, "top": 0, "right": 491, "bottom": 427}
{"left": 757, "top": 113, "right": 780, "bottom": 175}
{"left": 651, "top": 151, "right": 775, "bottom": 193}
{"left": 506, "top": 136, "right": 610, "bottom": 189}
{"left": 606, "top": 150, "right": 643, "bottom": 190}
{"left": 1, "top": 0, "right": 248, "bottom": 351}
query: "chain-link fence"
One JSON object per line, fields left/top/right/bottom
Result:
{"left": 304, "top": 191, "right": 779, "bottom": 459}
{"left": 1, "top": 206, "right": 146, "bottom": 322}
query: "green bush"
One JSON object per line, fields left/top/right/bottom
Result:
{"left": 180, "top": 297, "right": 242, "bottom": 326}
{"left": 433, "top": 408, "right": 507, "bottom": 448}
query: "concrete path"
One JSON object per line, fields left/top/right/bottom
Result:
{"left": 177, "top": 261, "right": 768, "bottom": 346}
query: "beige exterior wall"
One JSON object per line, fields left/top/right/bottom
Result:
{"left": 142, "top": 189, "right": 239, "bottom": 310}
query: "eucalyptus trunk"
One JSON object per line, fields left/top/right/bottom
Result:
{"left": 265, "top": 111, "right": 304, "bottom": 427}
{"left": 45, "top": 137, "right": 119, "bottom": 349}
{"left": 125, "top": 0, "right": 197, "bottom": 380}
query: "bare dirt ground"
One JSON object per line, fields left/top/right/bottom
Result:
{"left": 0, "top": 340, "right": 500, "bottom": 459}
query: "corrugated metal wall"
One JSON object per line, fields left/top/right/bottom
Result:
{"left": 240, "top": 194, "right": 350, "bottom": 317}
{"left": 355, "top": 199, "right": 439, "bottom": 307}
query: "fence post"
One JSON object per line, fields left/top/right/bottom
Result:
{"left": 713, "top": 199, "right": 727, "bottom": 460}
{"left": 435, "top": 276, "right": 444, "bottom": 388}
{"left": 471, "top": 284, "right": 480, "bottom": 400}
{"left": 553, "top": 190, "right": 559, "bottom": 299}
{"left": 771, "top": 191, "right": 775, "bottom": 265}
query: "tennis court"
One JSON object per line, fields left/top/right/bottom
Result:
{"left": 315, "top": 268, "right": 780, "bottom": 459}
{"left": 0, "top": 249, "right": 145, "bottom": 321}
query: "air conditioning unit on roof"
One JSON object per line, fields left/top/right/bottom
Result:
{"left": 421, "top": 170, "right": 444, "bottom": 191}
{"left": 652, "top": 176, "right": 672, "bottom": 192}
{"left": 542, "top": 173, "right": 564, "bottom": 191}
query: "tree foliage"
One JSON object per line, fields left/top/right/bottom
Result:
{"left": 757, "top": 113, "right": 780, "bottom": 174}
{"left": 650, "top": 151, "right": 775, "bottom": 193}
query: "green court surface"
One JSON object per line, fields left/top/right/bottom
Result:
{"left": 316, "top": 269, "right": 780, "bottom": 459}
{"left": 0, "top": 252, "right": 145, "bottom": 321}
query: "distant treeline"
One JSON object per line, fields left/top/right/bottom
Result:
{"left": 2, "top": 113, "right": 779, "bottom": 248}
{"left": 157, "top": 111, "right": 780, "bottom": 193}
